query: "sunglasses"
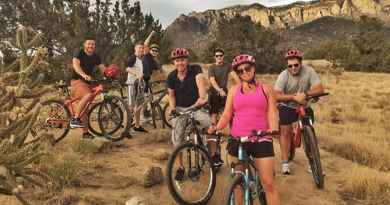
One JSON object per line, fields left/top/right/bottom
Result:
{"left": 151, "top": 49, "right": 159, "bottom": 53}
{"left": 288, "top": 63, "right": 300, "bottom": 68}
{"left": 215, "top": 54, "right": 224, "bottom": 58}
{"left": 236, "top": 65, "right": 253, "bottom": 75}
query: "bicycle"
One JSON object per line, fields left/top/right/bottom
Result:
{"left": 31, "top": 78, "right": 130, "bottom": 145}
{"left": 283, "top": 92, "right": 329, "bottom": 189}
{"left": 224, "top": 130, "right": 279, "bottom": 205}
{"left": 118, "top": 79, "right": 168, "bottom": 129}
{"left": 166, "top": 106, "right": 216, "bottom": 205}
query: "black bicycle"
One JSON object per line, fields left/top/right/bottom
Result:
{"left": 283, "top": 93, "right": 329, "bottom": 189}
{"left": 118, "top": 79, "right": 168, "bottom": 129}
{"left": 166, "top": 106, "right": 216, "bottom": 205}
{"left": 224, "top": 131, "right": 279, "bottom": 205}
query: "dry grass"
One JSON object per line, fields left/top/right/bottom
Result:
{"left": 341, "top": 165, "right": 390, "bottom": 205}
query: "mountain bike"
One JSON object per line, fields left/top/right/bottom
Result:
{"left": 284, "top": 92, "right": 329, "bottom": 189}
{"left": 31, "top": 78, "right": 130, "bottom": 144}
{"left": 118, "top": 79, "right": 168, "bottom": 129}
{"left": 224, "top": 131, "right": 279, "bottom": 205}
{"left": 166, "top": 106, "right": 216, "bottom": 205}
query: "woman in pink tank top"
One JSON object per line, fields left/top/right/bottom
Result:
{"left": 210, "top": 54, "right": 280, "bottom": 205}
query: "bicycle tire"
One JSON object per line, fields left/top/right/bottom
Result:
{"left": 166, "top": 143, "right": 216, "bottom": 205}
{"left": 31, "top": 99, "right": 70, "bottom": 145}
{"left": 224, "top": 175, "right": 253, "bottom": 205}
{"left": 162, "top": 103, "right": 172, "bottom": 128}
{"left": 88, "top": 100, "right": 122, "bottom": 136}
{"left": 303, "top": 125, "right": 324, "bottom": 189}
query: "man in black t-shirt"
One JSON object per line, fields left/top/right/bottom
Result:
{"left": 70, "top": 37, "right": 106, "bottom": 138}
{"left": 166, "top": 48, "right": 211, "bottom": 181}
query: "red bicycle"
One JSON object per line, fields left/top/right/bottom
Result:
{"left": 283, "top": 92, "right": 329, "bottom": 189}
{"left": 31, "top": 78, "right": 131, "bottom": 144}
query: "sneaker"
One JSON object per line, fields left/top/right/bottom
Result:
{"left": 82, "top": 132, "right": 94, "bottom": 139}
{"left": 282, "top": 163, "right": 290, "bottom": 175}
{"left": 175, "top": 167, "right": 185, "bottom": 181}
{"left": 212, "top": 154, "right": 224, "bottom": 167}
{"left": 133, "top": 126, "right": 148, "bottom": 133}
{"left": 70, "top": 117, "right": 85, "bottom": 128}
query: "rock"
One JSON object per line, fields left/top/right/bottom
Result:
{"left": 126, "top": 196, "right": 146, "bottom": 205}
{"left": 152, "top": 149, "right": 170, "bottom": 161}
{"left": 0, "top": 166, "right": 9, "bottom": 179}
{"left": 78, "top": 137, "right": 112, "bottom": 153}
{"left": 142, "top": 166, "right": 164, "bottom": 188}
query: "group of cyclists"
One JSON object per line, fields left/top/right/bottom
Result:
{"left": 69, "top": 30, "right": 325, "bottom": 205}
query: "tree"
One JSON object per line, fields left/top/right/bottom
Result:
{"left": 205, "top": 15, "right": 284, "bottom": 73}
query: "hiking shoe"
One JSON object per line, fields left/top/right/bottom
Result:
{"left": 82, "top": 132, "right": 94, "bottom": 139}
{"left": 175, "top": 167, "right": 185, "bottom": 181}
{"left": 282, "top": 163, "right": 290, "bottom": 175}
{"left": 70, "top": 117, "right": 85, "bottom": 128}
{"left": 133, "top": 126, "right": 148, "bottom": 133}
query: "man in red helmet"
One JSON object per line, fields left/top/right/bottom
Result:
{"left": 166, "top": 48, "right": 212, "bottom": 181}
{"left": 70, "top": 36, "right": 107, "bottom": 139}
{"left": 274, "top": 49, "right": 324, "bottom": 175}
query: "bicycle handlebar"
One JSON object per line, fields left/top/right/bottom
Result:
{"left": 170, "top": 104, "right": 206, "bottom": 118}
{"left": 306, "top": 92, "right": 330, "bottom": 100}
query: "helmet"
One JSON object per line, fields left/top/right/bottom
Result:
{"left": 285, "top": 49, "right": 304, "bottom": 59}
{"left": 170, "top": 48, "right": 189, "bottom": 60}
{"left": 104, "top": 64, "right": 120, "bottom": 78}
{"left": 150, "top": 44, "right": 159, "bottom": 50}
{"left": 232, "top": 54, "right": 256, "bottom": 70}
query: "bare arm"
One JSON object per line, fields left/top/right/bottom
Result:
{"left": 126, "top": 67, "right": 142, "bottom": 78}
{"left": 209, "top": 77, "right": 223, "bottom": 92}
{"left": 274, "top": 90, "right": 295, "bottom": 102}
{"left": 264, "top": 84, "right": 279, "bottom": 131}
{"left": 144, "top": 31, "right": 156, "bottom": 54}
{"left": 97, "top": 64, "right": 106, "bottom": 74}
{"left": 216, "top": 85, "right": 237, "bottom": 130}
{"left": 193, "top": 73, "right": 208, "bottom": 107}
{"left": 72, "top": 58, "right": 90, "bottom": 80}
{"left": 167, "top": 88, "right": 176, "bottom": 110}
{"left": 307, "top": 83, "right": 324, "bottom": 96}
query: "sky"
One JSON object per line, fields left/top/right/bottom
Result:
{"left": 139, "top": 0, "right": 314, "bottom": 27}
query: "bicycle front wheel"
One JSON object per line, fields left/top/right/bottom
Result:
{"left": 162, "top": 103, "right": 173, "bottom": 128}
{"left": 167, "top": 143, "right": 216, "bottom": 205}
{"left": 225, "top": 175, "right": 253, "bottom": 205}
{"left": 30, "top": 99, "right": 70, "bottom": 145}
{"left": 302, "top": 126, "right": 324, "bottom": 189}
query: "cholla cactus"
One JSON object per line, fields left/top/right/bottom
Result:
{"left": 0, "top": 26, "right": 55, "bottom": 205}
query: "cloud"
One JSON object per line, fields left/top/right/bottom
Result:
{"left": 139, "top": 0, "right": 314, "bottom": 27}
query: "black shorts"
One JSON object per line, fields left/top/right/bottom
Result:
{"left": 208, "top": 92, "right": 226, "bottom": 114}
{"left": 227, "top": 139, "right": 275, "bottom": 159}
{"left": 278, "top": 105, "right": 315, "bottom": 125}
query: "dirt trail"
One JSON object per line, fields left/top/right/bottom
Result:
{"left": 0, "top": 126, "right": 353, "bottom": 205}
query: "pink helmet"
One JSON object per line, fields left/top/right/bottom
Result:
{"left": 231, "top": 54, "right": 256, "bottom": 70}
{"left": 285, "top": 49, "right": 304, "bottom": 59}
{"left": 170, "top": 48, "right": 190, "bottom": 60}
{"left": 104, "top": 64, "right": 120, "bottom": 78}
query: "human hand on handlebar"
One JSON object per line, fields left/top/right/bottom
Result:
{"left": 81, "top": 74, "right": 92, "bottom": 81}
{"left": 293, "top": 92, "right": 307, "bottom": 104}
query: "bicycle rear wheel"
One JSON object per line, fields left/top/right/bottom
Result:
{"left": 302, "top": 125, "right": 324, "bottom": 189}
{"left": 167, "top": 143, "right": 216, "bottom": 205}
{"left": 30, "top": 99, "right": 70, "bottom": 145}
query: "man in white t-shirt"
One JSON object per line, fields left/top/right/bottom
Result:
{"left": 126, "top": 42, "right": 147, "bottom": 132}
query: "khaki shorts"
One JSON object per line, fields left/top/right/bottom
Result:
{"left": 71, "top": 80, "right": 92, "bottom": 99}
{"left": 171, "top": 107, "right": 211, "bottom": 146}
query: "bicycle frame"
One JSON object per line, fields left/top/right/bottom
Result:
{"left": 64, "top": 84, "right": 104, "bottom": 118}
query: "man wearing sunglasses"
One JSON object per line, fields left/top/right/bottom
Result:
{"left": 208, "top": 48, "right": 240, "bottom": 166}
{"left": 274, "top": 49, "right": 324, "bottom": 175}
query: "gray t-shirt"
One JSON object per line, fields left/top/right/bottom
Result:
{"left": 274, "top": 65, "right": 321, "bottom": 107}
{"left": 208, "top": 63, "right": 231, "bottom": 93}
